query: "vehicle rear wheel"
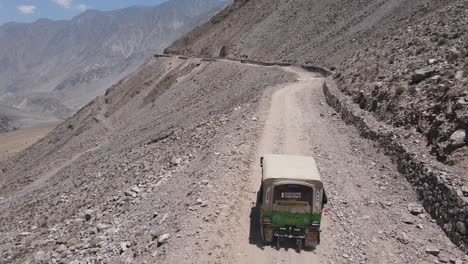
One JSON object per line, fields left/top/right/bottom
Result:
{"left": 276, "top": 237, "right": 280, "bottom": 250}
{"left": 260, "top": 224, "right": 265, "bottom": 243}
{"left": 296, "top": 239, "right": 302, "bottom": 252}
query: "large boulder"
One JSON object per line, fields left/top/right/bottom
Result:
{"left": 449, "top": 129, "right": 466, "bottom": 148}
{"left": 411, "top": 68, "right": 435, "bottom": 84}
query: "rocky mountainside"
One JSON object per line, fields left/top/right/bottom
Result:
{"left": 165, "top": 0, "right": 468, "bottom": 254}
{"left": 0, "top": 55, "right": 295, "bottom": 263}
{"left": 0, "top": 0, "right": 467, "bottom": 263}
{"left": 165, "top": 0, "right": 468, "bottom": 164}
{"left": 0, "top": 0, "right": 227, "bottom": 132}
{"left": 335, "top": 2, "right": 467, "bottom": 168}
{"left": 165, "top": 0, "right": 456, "bottom": 66}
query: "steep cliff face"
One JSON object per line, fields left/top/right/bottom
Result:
{"left": 0, "top": 0, "right": 227, "bottom": 130}
{"left": 165, "top": 0, "right": 455, "bottom": 66}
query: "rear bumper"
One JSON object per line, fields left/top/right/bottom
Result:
{"left": 265, "top": 226, "right": 320, "bottom": 247}
{"left": 274, "top": 227, "right": 306, "bottom": 239}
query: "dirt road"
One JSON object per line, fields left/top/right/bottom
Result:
{"left": 225, "top": 65, "right": 465, "bottom": 263}
{"left": 228, "top": 67, "right": 324, "bottom": 263}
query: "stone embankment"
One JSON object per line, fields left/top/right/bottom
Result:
{"left": 323, "top": 78, "right": 467, "bottom": 252}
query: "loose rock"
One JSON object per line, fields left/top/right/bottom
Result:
{"left": 171, "top": 157, "right": 183, "bottom": 166}
{"left": 56, "top": 244, "right": 67, "bottom": 253}
{"left": 425, "top": 247, "right": 440, "bottom": 256}
{"left": 449, "top": 130, "right": 466, "bottom": 148}
{"left": 455, "top": 221, "right": 466, "bottom": 234}
{"left": 411, "top": 68, "right": 434, "bottom": 84}
{"left": 157, "top": 234, "right": 170, "bottom": 247}
{"left": 408, "top": 205, "right": 424, "bottom": 215}
{"left": 34, "top": 251, "right": 47, "bottom": 263}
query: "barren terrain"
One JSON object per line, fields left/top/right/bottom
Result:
{"left": 205, "top": 65, "right": 466, "bottom": 263}
{"left": 0, "top": 57, "right": 465, "bottom": 263}
{"left": 0, "top": 122, "right": 60, "bottom": 161}
{"left": 166, "top": 0, "right": 468, "bottom": 255}
{"left": 166, "top": 0, "right": 457, "bottom": 67}
{"left": 0, "top": 0, "right": 227, "bottom": 132}
{"left": 1, "top": 0, "right": 467, "bottom": 262}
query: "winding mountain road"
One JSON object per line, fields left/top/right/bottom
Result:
{"left": 231, "top": 67, "right": 325, "bottom": 263}
{"left": 210, "top": 62, "right": 463, "bottom": 263}
{"left": 0, "top": 55, "right": 464, "bottom": 264}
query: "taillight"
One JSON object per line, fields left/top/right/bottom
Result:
{"left": 310, "top": 221, "right": 320, "bottom": 229}
{"left": 262, "top": 217, "right": 272, "bottom": 225}
{"left": 264, "top": 228, "right": 273, "bottom": 243}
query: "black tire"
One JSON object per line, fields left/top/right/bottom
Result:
{"left": 276, "top": 237, "right": 280, "bottom": 250}
{"left": 260, "top": 224, "right": 265, "bottom": 243}
{"left": 297, "top": 239, "right": 302, "bottom": 252}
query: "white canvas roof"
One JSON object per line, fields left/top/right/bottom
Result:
{"left": 262, "top": 154, "right": 322, "bottom": 183}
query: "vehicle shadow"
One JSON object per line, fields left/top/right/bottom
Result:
{"left": 248, "top": 189, "right": 316, "bottom": 252}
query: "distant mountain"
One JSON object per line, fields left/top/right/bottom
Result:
{"left": 0, "top": 0, "right": 227, "bottom": 132}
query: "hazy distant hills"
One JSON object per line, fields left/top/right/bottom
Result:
{"left": 0, "top": 0, "right": 227, "bottom": 132}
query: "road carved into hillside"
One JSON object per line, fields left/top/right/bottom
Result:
{"left": 226, "top": 67, "right": 325, "bottom": 263}
{"left": 1, "top": 56, "right": 465, "bottom": 263}
{"left": 213, "top": 61, "right": 464, "bottom": 263}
